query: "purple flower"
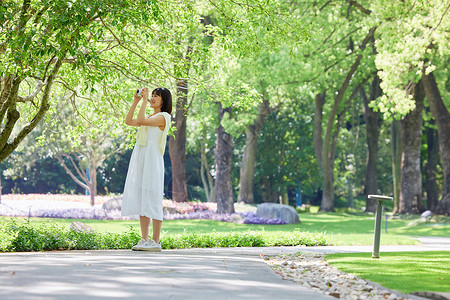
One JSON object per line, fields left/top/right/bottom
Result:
{"left": 243, "top": 212, "right": 287, "bottom": 225}
{"left": 163, "top": 210, "right": 286, "bottom": 225}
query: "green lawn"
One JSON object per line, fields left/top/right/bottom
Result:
{"left": 2, "top": 212, "right": 449, "bottom": 246}
{"left": 326, "top": 251, "right": 450, "bottom": 293}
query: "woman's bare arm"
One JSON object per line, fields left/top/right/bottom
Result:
{"left": 136, "top": 99, "right": 165, "bottom": 128}
{"left": 125, "top": 93, "right": 141, "bottom": 127}
{"left": 137, "top": 114, "right": 166, "bottom": 129}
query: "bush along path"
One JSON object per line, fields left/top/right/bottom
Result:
{"left": 0, "top": 219, "right": 329, "bottom": 252}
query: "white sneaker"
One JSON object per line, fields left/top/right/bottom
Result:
{"left": 131, "top": 239, "right": 148, "bottom": 251}
{"left": 139, "top": 239, "right": 162, "bottom": 252}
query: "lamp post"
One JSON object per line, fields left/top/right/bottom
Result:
{"left": 368, "top": 194, "right": 393, "bottom": 258}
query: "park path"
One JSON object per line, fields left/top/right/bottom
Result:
{"left": 0, "top": 237, "right": 449, "bottom": 300}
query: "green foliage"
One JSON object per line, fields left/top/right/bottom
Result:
{"left": 254, "top": 101, "right": 320, "bottom": 201}
{"left": 0, "top": 218, "right": 330, "bottom": 252}
{"left": 206, "top": 0, "right": 311, "bottom": 57}
{"left": 0, "top": 219, "right": 140, "bottom": 252}
{"left": 162, "top": 231, "right": 266, "bottom": 249}
{"left": 3, "top": 0, "right": 449, "bottom": 212}
{"left": 371, "top": 0, "right": 450, "bottom": 117}
{"left": 162, "top": 230, "right": 329, "bottom": 249}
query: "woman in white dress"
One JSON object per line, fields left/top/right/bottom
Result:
{"left": 122, "top": 87, "right": 172, "bottom": 251}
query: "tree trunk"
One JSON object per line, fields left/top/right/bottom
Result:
{"left": 422, "top": 72, "right": 450, "bottom": 215}
{"left": 89, "top": 159, "right": 97, "bottom": 206}
{"left": 319, "top": 27, "right": 376, "bottom": 212}
{"left": 261, "top": 176, "right": 277, "bottom": 203}
{"left": 215, "top": 103, "right": 235, "bottom": 213}
{"left": 424, "top": 114, "right": 439, "bottom": 211}
{"left": 361, "top": 76, "right": 382, "bottom": 212}
{"left": 168, "top": 78, "right": 188, "bottom": 202}
{"left": 238, "top": 129, "right": 257, "bottom": 204}
{"left": 280, "top": 186, "right": 289, "bottom": 205}
{"left": 321, "top": 158, "right": 335, "bottom": 211}
{"left": 399, "top": 80, "right": 425, "bottom": 214}
{"left": 55, "top": 154, "right": 92, "bottom": 194}
{"left": 238, "top": 99, "right": 270, "bottom": 204}
{"left": 391, "top": 120, "right": 402, "bottom": 214}
{"left": 200, "top": 126, "right": 215, "bottom": 202}
{"left": 314, "top": 92, "right": 326, "bottom": 175}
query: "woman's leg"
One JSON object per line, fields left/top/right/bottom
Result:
{"left": 139, "top": 216, "right": 151, "bottom": 241}
{"left": 152, "top": 219, "right": 162, "bottom": 244}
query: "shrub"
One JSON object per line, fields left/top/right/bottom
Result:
{"left": 1, "top": 219, "right": 141, "bottom": 252}
{"left": 0, "top": 219, "right": 330, "bottom": 252}
{"left": 161, "top": 231, "right": 267, "bottom": 249}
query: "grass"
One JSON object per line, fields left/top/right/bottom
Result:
{"left": 325, "top": 251, "right": 450, "bottom": 293}
{"left": 2, "top": 206, "right": 448, "bottom": 294}
{"left": 1, "top": 212, "right": 449, "bottom": 246}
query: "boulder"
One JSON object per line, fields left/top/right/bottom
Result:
{"left": 256, "top": 203, "right": 300, "bottom": 224}
{"left": 420, "top": 210, "right": 432, "bottom": 219}
{"left": 102, "top": 196, "right": 123, "bottom": 210}
{"left": 70, "top": 221, "right": 94, "bottom": 233}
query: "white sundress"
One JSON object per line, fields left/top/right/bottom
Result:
{"left": 121, "top": 112, "right": 171, "bottom": 221}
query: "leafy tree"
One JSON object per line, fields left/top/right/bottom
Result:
{"left": 43, "top": 96, "right": 129, "bottom": 205}
{"left": 275, "top": 0, "right": 377, "bottom": 211}
{"left": 371, "top": 0, "right": 449, "bottom": 214}
{"left": 0, "top": 0, "right": 160, "bottom": 161}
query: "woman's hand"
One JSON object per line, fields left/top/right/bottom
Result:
{"left": 142, "top": 87, "right": 149, "bottom": 101}
{"left": 133, "top": 91, "right": 141, "bottom": 103}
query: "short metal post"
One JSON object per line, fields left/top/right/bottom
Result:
{"left": 368, "top": 195, "right": 393, "bottom": 259}
{"left": 372, "top": 200, "right": 383, "bottom": 258}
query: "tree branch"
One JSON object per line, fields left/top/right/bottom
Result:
{"left": 349, "top": 0, "right": 372, "bottom": 15}
{"left": 100, "top": 16, "right": 190, "bottom": 81}
{"left": 56, "top": 154, "right": 89, "bottom": 190}
{"left": 17, "top": 80, "right": 43, "bottom": 103}
{"left": 322, "top": 27, "right": 376, "bottom": 163}
{"left": 67, "top": 154, "right": 88, "bottom": 181}
{"left": 0, "top": 56, "right": 64, "bottom": 162}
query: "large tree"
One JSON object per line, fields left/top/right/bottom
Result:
{"left": 373, "top": 0, "right": 449, "bottom": 214}
{"left": 0, "top": 0, "right": 161, "bottom": 162}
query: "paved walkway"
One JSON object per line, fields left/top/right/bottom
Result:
{"left": 0, "top": 237, "right": 449, "bottom": 300}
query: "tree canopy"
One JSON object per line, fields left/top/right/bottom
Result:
{"left": 2, "top": 0, "right": 449, "bottom": 215}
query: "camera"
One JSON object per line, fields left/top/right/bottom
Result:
{"left": 136, "top": 88, "right": 143, "bottom": 98}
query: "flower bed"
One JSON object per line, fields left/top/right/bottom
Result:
{"left": 1, "top": 194, "right": 111, "bottom": 204}
{"left": 0, "top": 194, "right": 286, "bottom": 225}
{"left": 165, "top": 211, "right": 286, "bottom": 225}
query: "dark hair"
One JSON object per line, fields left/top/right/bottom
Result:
{"left": 152, "top": 87, "right": 172, "bottom": 114}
